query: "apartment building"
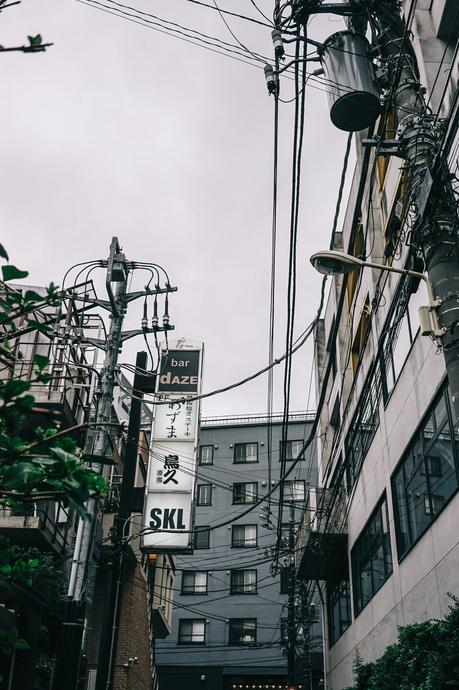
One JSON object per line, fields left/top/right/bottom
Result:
{"left": 295, "top": 1, "right": 459, "bottom": 688}
{"left": 156, "top": 412, "right": 323, "bottom": 690}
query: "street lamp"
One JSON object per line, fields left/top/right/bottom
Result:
{"left": 309, "top": 249, "right": 444, "bottom": 344}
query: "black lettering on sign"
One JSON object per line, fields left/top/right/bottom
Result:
{"left": 157, "top": 349, "right": 201, "bottom": 393}
{"left": 149, "top": 507, "right": 187, "bottom": 530}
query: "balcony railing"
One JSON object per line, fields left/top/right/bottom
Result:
{"left": 201, "top": 411, "right": 315, "bottom": 427}
{"left": 295, "top": 487, "right": 348, "bottom": 581}
{"left": 0, "top": 501, "right": 74, "bottom": 555}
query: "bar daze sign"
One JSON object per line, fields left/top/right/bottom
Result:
{"left": 157, "top": 349, "right": 200, "bottom": 393}
{"left": 142, "top": 341, "right": 203, "bottom": 551}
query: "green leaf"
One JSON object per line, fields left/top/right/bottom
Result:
{"left": 33, "top": 354, "right": 49, "bottom": 371}
{"left": 14, "top": 638, "right": 29, "bottom": 650}
{"left": 28, "top": 34, "right": 42, "bottom": 47}
{"left": 24, "top": 289, "right": 43, "bottom": 302}
{"left": 2, "top": 462, "right": 46, "bottom": 490}
{"left": 2, "top": 265, "right": 29, "bottom": 282}
{"left": 0, "top": 245, "right": 9, "bottom": 261}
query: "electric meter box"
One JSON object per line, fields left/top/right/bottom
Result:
{"left": 321, "top": 31, "right": 381, "bottom": 132}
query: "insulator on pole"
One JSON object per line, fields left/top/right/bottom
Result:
{"left": 271, "top": 29, "right": 284, "bottom": 59}
{"left": 264, "top": 64, "right": 277, "bottom": 95}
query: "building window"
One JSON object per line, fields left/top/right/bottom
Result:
{"left": 284, "top": 480, "right": 305, "bottom": 502}
{"left": 199, "top": 445, "right": 214, "bottom": 465}
{"left": 280, "top": 567, "right": 289, "bottom": 594}
{"left": 234, "top": 442, "right": 258, "bottom": 464}
{"left": 228, "top": 619, "right": 257, "bottom": 645}
{"left": 197, "top": 484, "right": 212, "bottom": 506}
{"left": 280, "top": 439, "right": 305, "bottom": 462}
{"left": 392, "top": 384, "right": 459, "bottom": 559}
{"left": 351, "top": 295, "right": 371, "bottom": 375}
{"left": 178, "top": 619, "right": 206, "bottom": 644}
{"left": 232, "top": 525, "right": 257, "bottom": 548}
{"left": 380, "top": 279, "right": 428, "bottom": 403}
{"left": 345, "top": 368, "right": 380, "bottom": 490}
{"left": 233, "top": 482, "right": 258, "bottom": 504}
{"left": 194, "top": 526, "right": 210, "bottom": 549}
{"left": 327, "top": 579, "right": 351, "bottom": 646}
{"left": 181, "top": 571, "right": 208, "bottom": 594}
{"left": 351, "top": 495, "right": 392, "bottom": 615}
{"left": 347, "top": 223, "right": 365, "bottom": 310}
{"left": 230, "top": 570, "right": 257, "bottom": 594}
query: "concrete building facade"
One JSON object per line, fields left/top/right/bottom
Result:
{"left": 296, "top": 1, "right": 459, "bottom": 688}
{"left": 156, "top": 412, "right": 323, "bottom": 690}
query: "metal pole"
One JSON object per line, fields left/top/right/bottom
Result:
{"left": 95, "top": 351, "right": 148, "bottom": 690}
{"left": 72, "top": 273, "right": 127, "bottom": 602}
{"left": 287, "top": 500, "right": 296, "bottom": 687}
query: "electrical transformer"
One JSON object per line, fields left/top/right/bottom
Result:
{"left": 320, "top": 31, "right": 381, "bottom": 132}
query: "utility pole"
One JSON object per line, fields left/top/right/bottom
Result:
{"left": 95, "top": 350, "right": 149, "bottom": 690}
{"left": 72, "top": 240, "right": 128, "bottom": 603}
{"left": 54, "top": 238, "right": 176, "bottom": 690}
{"left": 287, "top": 500, "right": 296, "bottom": 688}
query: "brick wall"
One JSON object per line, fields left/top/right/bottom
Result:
{"left": 84, "top": 557, "right": 153, "bottom": 690}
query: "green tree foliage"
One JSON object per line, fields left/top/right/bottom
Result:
{"left": 347, "top": 599, "right": 459, "bottom": 690}
{"left": 0, "top": 244, "right": 108, "bottom": 515}
{"left": 0, "top": 246, "right": 113, "bottom": 653}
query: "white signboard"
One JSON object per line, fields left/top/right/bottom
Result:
{"left": 142, "top": 492, "right": 192, "bottom": 549}
{"left": 148, "top": 441, "right": 195, "bottom": 493}
{"left": 153, "top": 397, "right": 198, "bottom": 441}
{"left": 141, "top": 340, "right": 203, "bottom": 552}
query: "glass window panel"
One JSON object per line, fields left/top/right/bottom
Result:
{"left": 197, "top": 484, "right": 212, "bottom": 506}
{"left": 232, "top": 525, "right": 257, "bottom": 547}
{"left": 233, "top": 482, "right": 258, "bottom": 504}
{"left": 351, "top": 497, "right": 393, "bottom": 615}
{"left": 179, "top": 619, "right": 206, "bottom": 644}
{"left": 229, "top": 619, "right": 257, "bottom": 645}
{"left": 281, "top": 440, "right": 305, "bottom": 461}
{"left": 231, "top": 570, "right": 257, "bottom": 594}
{"left": 234, "top": 443, "right": 258, "bottom": 464}
{"left": 199, "top": 445, "right": 213, "bottom": 465}
{"left": 194, "top": 527, "right": 210, "bottom": 549}
{"left": 182, "top": 571, "right": 207, "bottom": 594}
{"left": 392, "top": 385, "right": 459, "bottom": 559}
{"left": 284, "top": 480, "right": 305, "bottom": 502}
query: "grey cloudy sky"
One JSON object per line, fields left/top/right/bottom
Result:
{"left": 1, "top": 0, "right": 353, "bottom": 416}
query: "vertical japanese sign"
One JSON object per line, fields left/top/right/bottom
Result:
{"left": 142, "top": 341, "right": 203, "bottom": 551}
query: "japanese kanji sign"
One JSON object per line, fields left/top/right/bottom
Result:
{"left": 148, "top": 441, "right": 194, "bottom": 493}
{"left": 142, "top": 340, "right": 204, "bottom": 552}
{"left": 153, "top": 397, "right": 198, "bottom": 441}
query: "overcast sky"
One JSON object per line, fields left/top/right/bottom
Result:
{"left": 1, "top": 0, "right": 354, "bottom": 417}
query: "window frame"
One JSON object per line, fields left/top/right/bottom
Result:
{"left": 283, "top": 479, "right": 306, "bottom": 502}
{"left": 279, "top": 439, "right": 305, "bottom": 462}
{"left": 230, "top": 569, "right": 257, "bottom": 595}
{"left": 231, "top": 524, "right": 258, "bottom": 548}
{"left": 178, "top": 618, "right": 206, "bottom": 645}
{"left": 228, "top": 618, "right": 257, "bottom": 646}
{"left": 181, "top": 571, "right": 208, "bottom": 595}
{"left": 391, "top": 383, "right": 459, "bottom": 561}
{"left": 196, "top": 483, "right": 212, "bottom": 506}
{"left": 351, "top": 493, "right": 393, "bottom": 616}
{"left": 232, "top": 482, "right": 258, "bottom": 505}
{"left": 194, "top": 526, "right": 210, "bottom": 549}
{"left": 327, "top": 577, "right": 352, "bottom": 647}
{"left": 233, "top": 442, "right": 258, "bottom": 464}
{"left": 199, "top": 445, "right": 214, "bottom": 465}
